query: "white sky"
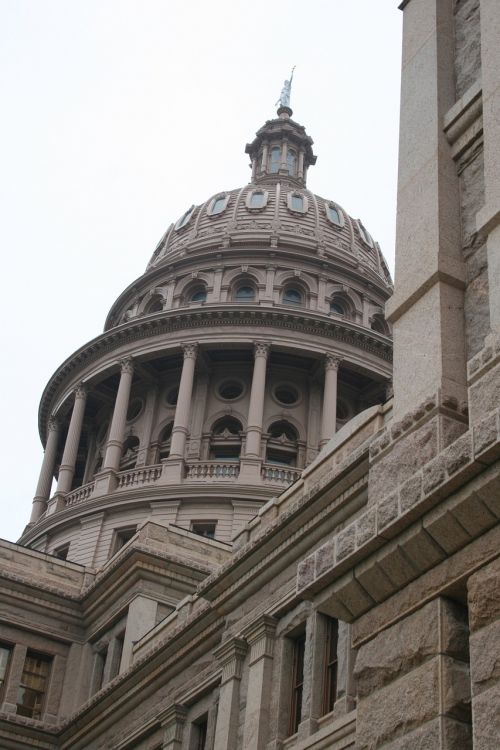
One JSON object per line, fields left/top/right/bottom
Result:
{"left": 0, "top": 1, "right": 402, "bottom": 542}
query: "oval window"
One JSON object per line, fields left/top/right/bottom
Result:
{"left": 274, "top": 385, "right": 299, "bottom": 406}
{"left": 218, "top": 381, "right": 243, "bottom": 400}
{"left": 326, "top": 204, "right": 342, "bottom": 226}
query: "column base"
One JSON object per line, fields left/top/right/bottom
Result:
{"left": 238, "top": 458, "right": 263, "bottom": 483}
{"left": 160, "top": 458, "right": 185, "bottom": 485}
{"left": 93, "top": 469, "right": 118, "bottom": 497}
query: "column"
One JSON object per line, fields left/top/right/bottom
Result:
{"left": 30, "top": 416, "right": 60, "bottom": 522}
{"left": 478, "top": 0, "right": 500, "bottom": 334}
{"left": 320, "top": 354, "right": 341, "bottom": 447}
{"left": 242, "top": 616, "right": 277, "bottom": 750}
{"left": 161, "top": 704, "right": 187, "bottom": 750}
{"left": 298, "top": 150, "right": 305, "bottom": 180}
{"left": 56, "top": 384, "right": 87, "bottom": 494}
{"left": 213, "top": 638, "right": 247, "bottom": 750}
{"left": 386, "top": 0, "right": 466, "bottom": 419}
{"left": 264, "top": 266, "right": 276, "bottom": 302}
{"left": 245, "top": 342, "right": 270, "bottom": 459}
{"left": 280, "top": 139, "right": 288, "bottom": 171}
{"left": 168, "top": 343, "right": 198, "bottom": 459}
{"left": 102, "top": 358, "right": 134, "bottom": 472}
{"left": 261, "top": 142, "right": 269, "bottom": 174}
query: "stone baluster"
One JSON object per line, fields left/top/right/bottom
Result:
{"left": 320, "top": 354, "right": 341, "bottom": 447}
{"left": 30, "top": 416, "right": 60, "bottom": 522}
{"left": 245, "top": 342, "right": 270, "bottom": 459}
{"left": 241, "top": 616, "right": 277, "bottom": 750}
{"left": 213, "top": 638, "right": 248, "bottom": 750}
{"left": 56, "top": 385, "right": 87, "bottom": 494}
{"left": 168, "top": 343, "right": 198, "bottom": 460}
{"left": 102, "top": 358, "right": 134, "bottom": 472}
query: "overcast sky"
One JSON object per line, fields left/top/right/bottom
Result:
{"left": 0, "top": 1, "right": 402, "bottom": 542}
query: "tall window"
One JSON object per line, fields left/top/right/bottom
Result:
{"left": 210, "top": 417, "right": 243, "bottom": 460}
{"left": 158, "top": 422, "right": 173, "bottom": 460}
{"left": 270, "top": 146, "right": 281, "bottom": 173}
{"left": 322, "top": 618, "right": 338, "bottom": 715}
{"left": 192, "top": 715, "right": 208, "bottom": 750}
{"left": 287, "top": 148, "right": 297, "bottom": 176}
{"left": 16, "top": 651, "right": 52, "bottom": 719}
{"left": 120, "top": 436, "right": 140, "bottom": 470}
{"left": 289, "top": 633, "right": 306, "bottom": 736}
{"left": 0, "top": 644, "right": 12, "bottom": 701}
{"left": 326, "top": 203, "right": 342, "bottom": 226}
{"left": 266, "top": 421, "right": 299, "bottom": 466}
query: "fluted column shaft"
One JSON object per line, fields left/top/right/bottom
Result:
{"left": 320, "top": 354, "right": 341, "bottom": 446}
{"left": 103, "top": 358, "right": 134, "bottom": 472}
{"left": 56, "top": 386, "right": 87, "bottom": 494}
{"left": 169, "top": 344, "right": 198, "bottom": 459}
{"left": 31, "top": 417, "right": 60, "bottom": 522}
{"left": 245, "top": 342, "right": 270, "bottom": 459}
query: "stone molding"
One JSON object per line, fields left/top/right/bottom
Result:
{"left": 159, "top": 703, "right": 187, "bottom": 740}
{"left": 241, "top": 615, "right": 277, "bottom": 664}
{"left": 325, "top": 353, "right": 342, "bottom": 371}
{"left": 254, "top": 340, "right": 270, "bottom": 358}
{"left": 213, "top": 637, "right": 247, "bottom": 684}
{"left": 119, "top": 356, "right": 134, "bottom": 375}
{"left": 181, "top": 342, "right": 198, "bottom": 360}
{"left": 74, "top": 383, "right": 87, "bottom": 399}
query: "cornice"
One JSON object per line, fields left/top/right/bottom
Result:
{"left": 38, "top": 306, "right": 392, "bottom": 442}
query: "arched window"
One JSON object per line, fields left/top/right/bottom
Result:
{"left": 270, "top": 146, "right": 281, "bottom": 173}
{"left": 120, "top": 436, "right": 140, "bottom": 470}
{"left": 190, "top": 286, "right": 207, "bottom": 303}
{"left": 325, "top": 203, "right": 343, "bottom": 227}
{"left": 175, "top": 205, "right": 195, "bottom": 230}
{"left": 330, "top": 301, "right": 345, "bottom": 316}
{"left": 234, "top": 284, "right": 256, "bottom": 302}
{"left": 287, "top": 148, "right": 297, "bottom": 176}
{"left": 145, "top": 295, "right": 163, "bottom": 314}
{"left": 158, "top": 422, "right": 173, "bottom": 461}
{"left": 209, "top": 417, "right": 243, "bottom": 461}
{"left": 283, "top": 287, "right": 303, "bottom": 306}
{"left": 266, "top": 421, "right": 299, "bottom": 466}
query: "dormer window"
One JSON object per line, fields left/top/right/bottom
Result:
{"left": 287, "top": 191, "right": 308, "bottom": 214}
{"left": 325, "top": 202, "right": 344, "bottom": 227}
{"left": 208, "top": 194, "right": 229, "bottom": 216}
{"left": 287, "top": 148, "right": 297, "bottom": 176}
{"left": 246, "top": 189, "right": 268, "bottom": 210}
{"left": 270, "top": 146, "right": 281, "bottom": 174}
{"left": 357, "top": 219, "right": 374, "bottom": 248}
{"left": 174, "top": 205, "right": 195, "bottom": 230}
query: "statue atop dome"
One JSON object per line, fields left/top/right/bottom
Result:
{"left": 276, "top": 66, "right": 295, "bottom": 110}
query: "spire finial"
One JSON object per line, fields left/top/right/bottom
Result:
{"left": 276, "top": 66, "right": 296, "bottom": 117}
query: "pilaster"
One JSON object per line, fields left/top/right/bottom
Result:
{"left": 241, "top": 615, "right": 277, "bottom": 750}
{"left": 213, "top": 638, "right": 248, "bottom": 750}
{"left": 160, "top": 703, "right": 188, "bottom": 750}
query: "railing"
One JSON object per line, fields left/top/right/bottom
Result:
{"left": 65, "top": 482, "right": 95, "bottom": 506}
{"left": 116, "top": 464, "right": 163, "bottom": 488}
{"left": 261, "top": 464, "right": 301, "bottom": 485}
{"left": 186, "top": 461, "right": 240, "bottom": 479}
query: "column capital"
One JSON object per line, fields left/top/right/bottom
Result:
{"left": 47, "top": 414, "right": 60, "bottom": 433}
{"left": 242, "top": 615, "right": 277, "bottom": 664}
{"left": 74, "top": 383, "right": 87, "bottom": 399}
{"left": 159, "top": 703, "right": 187, "bottom": 740}
{"left": 181, "top": 342, "right": 198, "bottom": 360}
{"left": 119, "top": 356, "right": 134, "bottom": 375}
{"left": 254, "top": 341, "right": 271, "bottom": 359}
{"left": 214, "top": 637, "right": 248, "bottom": 684}
{"left": 325, "top": 353, "right": 342, "bottom": 371}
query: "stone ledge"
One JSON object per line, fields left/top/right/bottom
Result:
{"left": 297, "top": 406, "right": 500, "bottom": 616}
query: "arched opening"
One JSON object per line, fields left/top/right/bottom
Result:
{"left": 120, "top": 436, "right": 140, "bottom": 470}
{"left": 234, "top": 283, "right": 256, "bottom": 302}
{"left": 282, "top": 287, "right": 303, "bottom": 306}
{"left": 371, "top": 314, "right": 389, "bottom": 335}
{"left": 265, "top": 421, "right": 299, "bottom": 466}
{"left": 157, "top": 422, "right": 173, "bottom": 461}
{"left": 209, "top": 417, "right": 243, "bottom": 461}
{"left": 189, "top": 286, "right": 207, "bottom": 303}
{"left": 145, "top": 295, "right": 163, "bottom": 314}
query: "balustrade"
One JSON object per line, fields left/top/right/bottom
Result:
{"left": 261, "top": 464, "right": 301, "bottom": 485}
{"left": 186, "top": 461, "right": 239, "bottom": 479}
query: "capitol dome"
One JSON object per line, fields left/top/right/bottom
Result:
{"left": 23, "top": 104, "right": 393, "bottom": 562}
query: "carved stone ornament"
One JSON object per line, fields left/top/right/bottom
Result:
{"left": 47, "top": 415, "right": 60, "bottom": 433}
{"left": 182, "top": 342, "right": 198, "bottom": 359}
{"left": 254, "top": 341, "right": 271, "bottom": 358}
{"left": 325, "top": 353, "right": 342, "bottom": 371}
{"left": 120, "top": 357, "right": 134, "bottom": 376}
{"left": 74, "top": 383, "right": 87, "bottom": 399}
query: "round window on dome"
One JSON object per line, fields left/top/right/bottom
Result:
{"left": 175, "top": 205, "right": 195, "bottom": 230}
{"left": 126, "top": 398, "right": 143, "bottom": 422}
{"left": 218, "top": 380, "right": 244, "bottom": 401}
{"left": 274, "top": 384, "right": 300, "bottom": 406}
{"left": 208, "top": 194, "right": 229, "bottom": 216}
{"left": 165, "top": 387, "right": 179, "bottom": 406}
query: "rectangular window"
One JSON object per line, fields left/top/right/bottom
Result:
{"left": 291, "top": 194, "right": 304, "bottom": 211}
{"left": 289, "top": 633, "right": 306, "bottom": 736}
{"left": 54, "top": 543, "right": 70, "bottom": 560}
{"left": 192, "top": 715, "right": 208, "bottom": 750}
{"left": 0, "top": 643, "right": 12, "bottom": 701}
{"left": 16, "top": 651, "right": 52, "bottom": 719}
{"left": 322, "top": 617, "right": 339, "bottom": 715}
{"left": 191, "top": 522, "right": 216, "bottom": 539}
{"left": 112, "top": 527, "right": 137, "bottom": 555}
